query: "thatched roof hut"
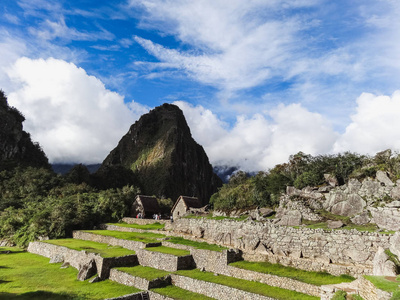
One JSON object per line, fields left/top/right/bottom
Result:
{"left": 131, "top": 195, "right": 160, "bottom": 218}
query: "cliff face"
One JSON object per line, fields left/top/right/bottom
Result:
{"left": 100, "top": 103, "right": 222, "bottom": 204}
{"left": 0, "top": 90, "right": 49, "bottom": 170}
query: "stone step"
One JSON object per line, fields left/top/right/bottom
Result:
{"left": 27, "top": 240, "right": 138, "bottom": 279}
{"left": 109, "top": 266, "right": 171, "bottom": 290}
{"left": 73, "top": 230, "right": 162, "bottom": 251}
{"left": 137, "top": 247, "right": 195, "bottom": 272}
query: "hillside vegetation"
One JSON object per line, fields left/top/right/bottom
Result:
{"left": 210, "top": 150, "right": 399, "bottom": 211}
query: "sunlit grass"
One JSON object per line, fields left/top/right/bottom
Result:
{"left": 166, "top": 236, "right": 227, "bottom": 252}
{"left": 82, "top": 230, "right": 165, "bottom": 243}
{"left": 116, "top": 265, "right": 170, "bottom": 281}
{"left": 230, "top": 260, "right": 354, "bottom": 286}
{"left": 107, "top": 222, "right": 165, "bottom": 230}
{"left": 175, "top": 269, "right": 319, "bottom": 300}
{"left": 43, "top": 239, "right": 135, "bottom": 258}
{"left": 0, "top": 247, "right": 140, "bottom": 300}
{"left": 145, "top": 246, "right": 190, "bottom": 256}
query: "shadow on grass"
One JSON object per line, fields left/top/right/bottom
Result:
{"left": 0, "top": 291, "right": 81, "bottom": 300}
{"left": 0, "top": 266, "right": 11, "bottom": 269}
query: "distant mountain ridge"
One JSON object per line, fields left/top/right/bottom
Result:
{"left": 100, "top": 103, "right": 222, "bottom": 204}
{"left": 0, "top": 90, "right": 49, "bottom": 171}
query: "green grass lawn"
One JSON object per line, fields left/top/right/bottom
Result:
{"left": 82, "top": 230, "right": 165, "bottom": 243}
{"left": 145, "top": 246, "right": 190, "bottom": 256}
{"left": 116, "top": 265, "right": 170, "bottom": 280}
{"left": 166, "top": 236, "right": 228, "bottom": 252}
{"left": 151, "top": 285, "right": 215, "bottom": 300}
{"left": 365, "top": 275, "right": 400, "bottom": 293}
{"left": 0, "top": 247, "right": 140, "bottom": 300}
{"left": 230, "top": 260, "right": 354, "bottom": 286}
{"left": 107, "top": 222, "right": 165, "bottom": 230}
{"left": 43, "top": 239, "right": 135, "bottom": 258}
{"left": 175, "top": 269, "right": 319, "bottom": 300}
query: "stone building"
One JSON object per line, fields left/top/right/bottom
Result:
{"left": 131, "top": 195, "right": 160, "bottom": 218}
{"left": 171, "top": 196, "right": 203, "bottom": 220}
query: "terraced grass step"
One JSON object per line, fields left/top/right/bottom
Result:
{"left": 149, "top": 286, "right": 215, "bottom": 300}
{"left": 105, "top": 222, "right": 165, "bottom": 231}
{"left": 110, "top": 266, "right": 171, "bottom": 290}
{"left": 173, "top": 269, "right": 319, "bottom": 300}
{"left": 44, "top": 238, "right": 136, "bottom": 258}
{"left": 1, "top": 246, "right": 141, "bottom": 299}
{"left": 229, "top": 260, "right": 355, "bottom": 286}
{"left": 73, "top": 230, "right": 163, "bottom": 251}
{"left": 28, "top": 240, "right": 139, "bottom": 279}
{"left": 137, "top": 247, "right": 195, "bottom": 272}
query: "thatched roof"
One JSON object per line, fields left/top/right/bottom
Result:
{"left": 135, "top": 195, "right": 160, "bottom": 213}
{"left": 171, "top": 195, "right": 202, "bottom": 212}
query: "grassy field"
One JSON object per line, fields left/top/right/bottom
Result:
{"left": 116, "top": 265, "right": 170, "bottom": 280}
{"left": 0, "top": 247, "right": 140, "bottom": 300}
{"left": 166, "top": 236, "right": 228, "bottom": 252}
{"left": 175, "top": 269, "right": 319, "bottom": 300}
{"left": 43, "top": 239, "right": 135, "bottom": 258}
{"left": 107, "top": 222, "right": 165, "bottom": 230}
{"left": 82, "top": 230, "right": 165, "bottom": 243}
{"left": 151, "top": 285, "right": 215, "bottom": 300}
{"left": 365, "top": 275, "right": 400, "bottom": 293}
{"left": 230, "top": 260, "right": 354, "bottom": 286}
{"left": 145, "top": 246, "right": 191, "bottom": 256}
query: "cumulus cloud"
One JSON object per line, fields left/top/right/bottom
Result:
{"left": 7, "top": 57, "right": 148, "bottom": 164}
{"left": 334, "top": 91, "right": 400, "bottom": 154}
{"left": 175, "top": 101, "right": 338, "bottom": 171}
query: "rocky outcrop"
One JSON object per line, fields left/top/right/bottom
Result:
{"left": 372, "top": 247, "right": 397, "bottom": 276}
{"left": 0, "top": 90, "right": 49, "bottom": 170}
{"left": 100, "top": 104, "right": 221, "bottom": 204}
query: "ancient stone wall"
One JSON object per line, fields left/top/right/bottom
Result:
{"left": 27, "top": 241, "right": 138, "bottom": 278}
{"left": 105, "top": 292, "right": 150, "bottom": 300}
{"left": 171, "top": 218, "right": 394, "bottom": 276}
{"left": 122, "top": 217, "right": 168, "bottom": 225}
{"left": 109, "top": 269, "right": 171, "bottom": 290}
{"left": 170, "top": 274, "right": 274, "bottom": 300}
{"left": 358, "top": 276, "right": 392, "bottom": 300}
{"left": 72, "top": 230, "right": 161, "bottom": 251}
{"left": 147, "top": 291, "right": 174, "bottom": 300}
{"left": 136, "top": 249, "right": 195, "bottom": 271}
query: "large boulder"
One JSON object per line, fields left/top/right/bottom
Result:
{"left": 330, "top": 194, "right": 366, "bottom": 217}
{"left": 276, "top": 210, "right": 302, "bottom": 226}
{"left": 376, "top": 170, "right": 394, "bottom": 187}
{"left": 77, "top": 259, "right": 97, "bottom": 281}
{"left": 373, "top": 247, "right": 397, "bottom": 276}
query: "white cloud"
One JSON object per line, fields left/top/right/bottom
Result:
{"left": 130, "top": 0, "right": 305, "bottom": 92}
{"left": 175, "top": 101, "right": 338, "bottom": 171}
{"left": 7, "top": 57, "right": 148, "bottom": 164}
{"left": 334, "top": 91, "right": 400, "bottom": 155}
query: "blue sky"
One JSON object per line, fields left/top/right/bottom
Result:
{"left": 1, "top": 0, "right": 400, "bottom": 171}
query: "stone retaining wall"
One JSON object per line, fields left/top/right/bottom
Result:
{"left": 170, "top": 274, "right": 275, "bottom": 300}
{"left": 122, "top": 218, "right": 168, "bottom": 225}
{"left": 109, "top": 269, "right": 171, "bottom": 290}
{"left": 358, "top": 276, "right": 392, "bottom": 300}
{"left": 147, "top": 291, "right": 174, "bottom": 300}
{"left": 106, "top": 292, "right": 149, "bottom": 300}
{"left": 172, "top": 218, "right": 393, "bottom": 275}
{"left": 27, "top": 241, "right": 138, "bottom": 278}
{"left": 73, "top": 231, "right": 161, "bottom": 251}
{"left": 136, "top": 249, "right": 195, "bottom": 271}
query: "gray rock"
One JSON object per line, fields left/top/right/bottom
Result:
{"left": 330, "top": 194, "right": 366, "bottom": 216}
{"left": 390, "top": 232, "right": 400, "bottom": 258}
{"left": 387, "top": 200, "right": 400, "bottom": 208}
{"left": 60, "top": 262, "right": 70, "bottom": 269}
{"left": 373, "top": 247, "right": 397, "bottom": 276}
{"left": 259, "top": 207, "right": 274, "bottom": 217}
{"left": 324, "top": 174, "right": 338, "bottom": 187}
{"left": 49, "top": 254, "right": 63, "bottom": 264}
{"left": 390, "top": 186, "right": 400, "bottom": 200}
{"left": 351, "top": 211, "right": 371, "bottom": 225}
{"left": 276, "top": 210, "right": 302, "bottom": 226}
{"left": 327, "top": 220, "right": 344, "bottom": 229}
{"left": 89, "top": 276, "right": 101, "bottom": 283}
{"left": 77, "top": 259, "right": 97, "bottom": 281}
{"left": 376, "top": 170, "right": 394, "bottom": 187}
